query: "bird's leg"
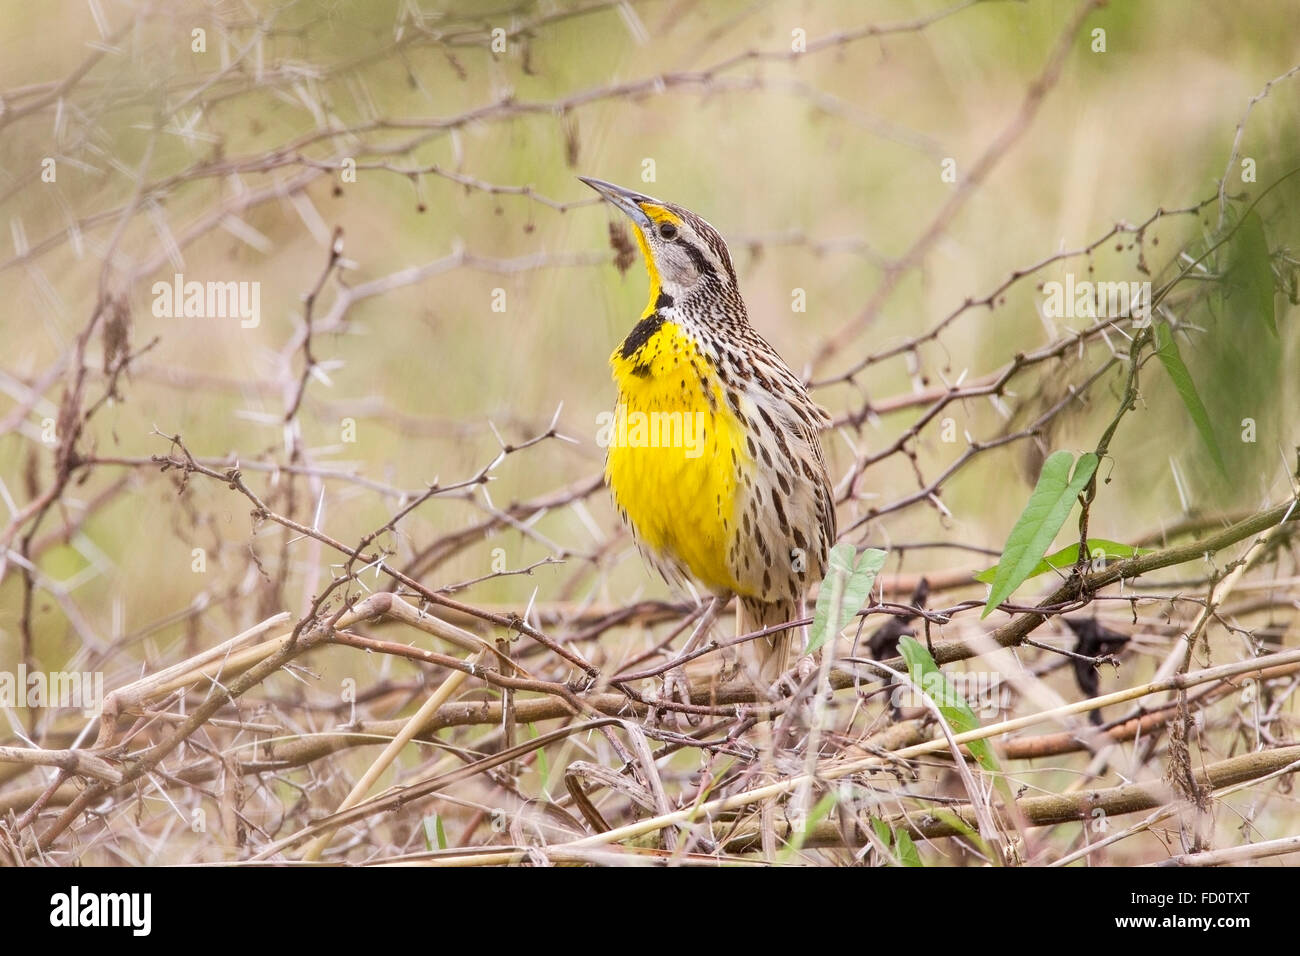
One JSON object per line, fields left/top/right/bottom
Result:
{"left": 680, "top": 594, "right": 723, "bottom": 656}
{"left": 793, "top": 595, "right": 818, "bottom": 687}
{"left": 662, "top": 595, "right": 723, "bottom": 723}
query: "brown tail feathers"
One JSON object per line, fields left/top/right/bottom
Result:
{"left": 738, "top": 596, "right": 802, "bottom": 687}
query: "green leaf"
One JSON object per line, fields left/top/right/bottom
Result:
{"left": 929, "top": 808, "right": 983, "bottom": 844}
{"left": 422, "top": 815, "right": 447, "bottom": 851}
{"left": 981, "top": 451, "right": 1099, "bottom": 617}
{"left": 897, "top": 636, "right": 999, "bottom": 773}
{"left": 973, "top": 539, "right": 1152, "bottom": 584}
{"left": 1225, "top": 210, "right": 1276, "bottom": 336}
{"left": 778, "top": 792, "right": 839, "bottom": 861}
{"left": 894, "top": 828, "right": 922, "bottom": 867}
{"left": 868, "top": 818, "right": 923, "bottom": 867}
{"left": 807, "top": 544, "right": 887, "bottom": 653}
{"left": 1153, "top": 320, "right": 1227, "bottom": 474}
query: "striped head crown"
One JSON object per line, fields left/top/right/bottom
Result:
{"left": 580, "top": 177, "right": 741, "bottom": 317}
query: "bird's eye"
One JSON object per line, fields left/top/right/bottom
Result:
{"left": 658, "top": 222, "right": 678, "bottom": 241}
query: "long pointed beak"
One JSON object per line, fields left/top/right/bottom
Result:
{"left": 579, "top": 176, "right": 653, "bottom": 230}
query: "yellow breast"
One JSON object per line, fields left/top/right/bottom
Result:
{"left": 604, "top": 318, "right": 749, "bottom": 595}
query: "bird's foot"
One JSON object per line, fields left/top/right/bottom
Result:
{"left": 769, "top": 653, "right": 819, "bottom": 698}
{"left": 795, "top": 653, "right": 818, "bottom": 684}
{"left": 660, "top": 667, "right": 701, "bottom": 729}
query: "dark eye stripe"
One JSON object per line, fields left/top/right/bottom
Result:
{"left": 675, "top": 207, "right": 735, "bottom": 284}
{"left": 680, "top": 240, "right": 716, "bottom": 279}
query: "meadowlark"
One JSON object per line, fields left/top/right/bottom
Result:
{"left": 581, "top": 177, "right": 836, "bottom": 687}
